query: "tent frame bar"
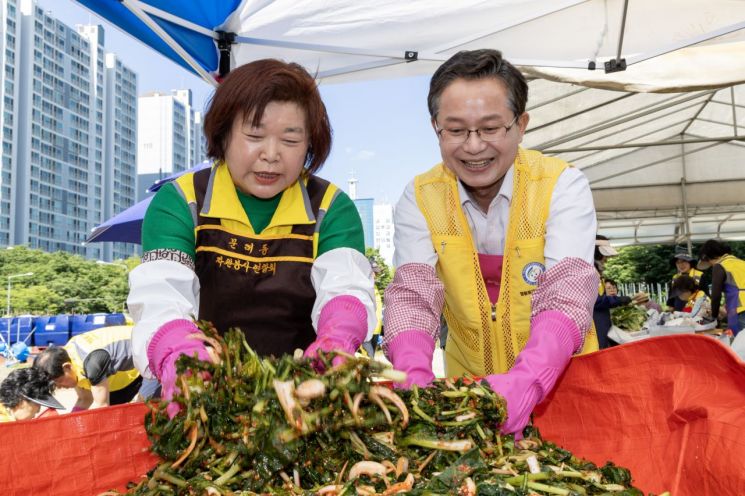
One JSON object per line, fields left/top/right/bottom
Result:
{"left": 233, "top": 35, "right": 444, "bottom": 62}
{"left": 615, "top": 0, "right": 629, "bottom": 63}
{"left": 681, "top": 92, "right": 716, "bottom": 135}
{"left": 596, "top": 230, "right": 745, "bottom": 242}
{"left": 588, "top": 139, "right": 722, "bottom": 184}
{"left": 318, "top": 59, "right": 407, "bottom": 79}
{"left": 593, "top": 177, "right": 745, "bottom": 192}
{"left": 535, "top": 90, "right": 715, "bottom": 150}
{"left": 528, "top": 93, "right": 633, "bottom": 133}
{"left": 132, "top": 0, "right": 218, "bottom": 39}
{"left": 572, "top": 115, "right": 693, "bottom": 168}
{"left": 717, "top": 215, "right": 735, "bottom": 237}
{"left": 544, "top": 134, "right": 745, "bottom": 154}
{"left": 680, "top": 137, "right": 693, "bottom": 253}
{"left": 120, "top": 0, "right": 218, "bottom": 87}
{"left": 570, "top": 102, "right": 707, "bottom": 168}
{"left": 732, "top": 87, "right": 740, "bottom": 137}
{"left": 625, "top": 20, "right": 745, "bottom": 67}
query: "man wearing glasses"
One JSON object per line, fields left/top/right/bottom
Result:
{"left": 382, "top": 49, "right": 599, "bottom": 437}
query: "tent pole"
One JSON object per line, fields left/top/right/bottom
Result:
{"left": 535, "top": 90, "right": 716, "bottom": 150}
{"left": 129, "top": 0, "right": 217, "bottom": 38}
{"left": 588, "top": 140, "right": 722, "bottom": 184}
{"left": 120, "top": 0, "right": 217, "bottom": 87}
{"left": 527, "top": 87, "right": 589, "bottom": 111}
{"left": 615, "top": 0, "right": 629, "bottom": 62}
{"left": 546, "top": 135, "right": 745, "bottom": 154}
{"left": 717, "top": 214, "right": 735, "bottom": 237}
{"left": 680, "top": 135, "right": 693, "bottom": 254}
{"left": 528, "top": 93, "right": 633, "bottom": 133}
{"left": 572, "top": 116, "right": 691, "bottom": 166}
{"left": 681, "top": 92, "right": 717, "bottom": 135}
{"left": 732, "top": 87, "right": 740, "bottom": 137}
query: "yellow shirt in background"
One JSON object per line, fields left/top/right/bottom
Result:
{"left": 0, "top": 403, "right": 14, "bottom": 422}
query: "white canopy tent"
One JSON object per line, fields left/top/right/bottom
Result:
{"left": 77, "top": 0, "right": 745, "bottom": 248}
{"left": 523, "top": 80, "right": 745, "bottom": 248}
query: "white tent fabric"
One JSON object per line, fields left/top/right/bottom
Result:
{"left": 221, "top": 0, "right": 745, "bottom": 91}
{"left": 523, "top": 80, "right": 745, "bottom": 246}
{"left": 78, "top": 0, "right": 745, "bottom": 247}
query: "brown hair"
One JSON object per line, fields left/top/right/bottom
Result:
{"left": 427, "top": 49, "right": 528, "bottom": 120}
{"left": 672, "top": 274, "right": 699, "bottom": 294}
{"left": 203, "top": 59, "right": 332, "bottom": 174}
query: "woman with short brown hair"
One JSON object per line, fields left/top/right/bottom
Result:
{"left": 128, "top": 60, "right": 376, "bottom": 416}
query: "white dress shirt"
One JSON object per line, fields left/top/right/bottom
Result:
{"left": 392, "top": 165, "right": 597, "bottom": 270}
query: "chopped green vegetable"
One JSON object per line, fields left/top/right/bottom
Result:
{"left": 109, "top": 322, "right": 658, "bottom": 495}
{"left": 611, "top": 304, "right": 649, "bottom": 331}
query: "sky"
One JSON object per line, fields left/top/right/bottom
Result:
{"left": 37, "top": 0, "right": 444, "bottom": 205}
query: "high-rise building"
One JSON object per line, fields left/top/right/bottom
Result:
{"left": 353, "top": 198, "right": 375, "bottom": 249}
{"left": 137, "top": 89, "right": 205, "bottom": 179}
{"left": 373, "top": 203, "right": 394, "bottom": 266}
{"left": 0, "top": 0, "right": 138, "bottom": 260}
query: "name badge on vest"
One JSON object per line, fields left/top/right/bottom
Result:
{"left": 521, "top": 262, "right": 545, "bottom": 285}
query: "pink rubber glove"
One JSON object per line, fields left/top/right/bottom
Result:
{"left": 485, "top": 311, "right": 579, "bottom": 438}
{"left": 147, "top": 319, "right": 211, "bottom": 418}
{"left": 386, "top": 329, "right": 436, "bottom": 388}
{"left": 304, "top": 296, "right": 368, "bottom": 370}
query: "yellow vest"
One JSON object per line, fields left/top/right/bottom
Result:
{"left": 0, "top": 404, "right": 14, "bottom": 422}
{"left": 719, "top": 255, "right": 745, "bottom": 314}
{"left": 173, "top": 162, "right": 338, "bottom": 258}
{"left": 373, "top": 287, "right": 383, "bottom": 336}
{"left": 415, "top": 148, "right": 598, "bottom": 377}
{"left": 673, "top": 268, "right": 703, "bottom": 283}
{"left": 65, "top": 325, "right": 140, "bottom": 392}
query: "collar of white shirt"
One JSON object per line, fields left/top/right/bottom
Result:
{"left": 457, "top": 165, "right": 514, "bottom": 210}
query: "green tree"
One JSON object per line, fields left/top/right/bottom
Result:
{"left": 365, "top": 248, "right": 393, "bottom": 293}
{"left": 1, "top": 246, "right": 138, "bottom": 316}
{"left": 604, "top": 244, "right": 677, "bottom": 285}
{"left": 603, "top": 240, "right": 745, "bottom": 287}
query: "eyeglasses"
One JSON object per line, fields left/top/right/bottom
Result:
{"left": 435, "top": 115, "right": 519, "bottom": 144}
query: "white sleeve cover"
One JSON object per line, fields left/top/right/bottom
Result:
{"left": 544, "top": 167, "right": 597, "bottom": 269}
{"left": 127, "top": 260, "right": 201, "bottom": 378}
{"left": 310, "top": 247, "right": 377, "bottom": 342}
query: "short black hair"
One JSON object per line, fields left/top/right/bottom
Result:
{"left": 699, "top": 239, "right": 731, "bottom": 261}
{"left": 427, "top": 49, "right": 528, "bottom": 119}
{"left": 672, "top": 275, "right": 699, "bottom": 294}
{"left": 33, "top": 346, "right": 71, "bottom": 379}
{"left": 605, "top": 279, "right": 617, "bottom": 288}
{"left": 0, "top": 367, "right": 55, "bottom": 409}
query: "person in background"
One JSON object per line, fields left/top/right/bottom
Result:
{"left": 667, "top": 252, "right": 703, "bottom": 311}
{"left": 698, "top": 239, "right": 745, "bottom": 334}
{"left": 606, "top": 277, "right": 663, "bottom": 313}
{"left": 593, "top": 235, "right": 646, "bottom": 348}
{"left": 127, "top": 60, "right": 376, "bottom": 417}
{"left": 33, "top": 326, "right": 145, "bottom": 410}
{"left": 671, "top": 275, "right": 710, "bottom": 319}
{"left": 383, "top": 49, "right": 600, "bottom": 437}
{"left": 361, "top": 258, "right": 384, "bottom": 358}
{"left": 604, "top": 279, "right": 619, "bottom": 296}
{"left": 635, "top": 293, "right": 663, "bottom": 313}
{"left": 0, "top": 367, "right": 64, "bottom": 422}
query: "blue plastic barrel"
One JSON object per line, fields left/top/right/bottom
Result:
{"left": 105, "top": 313, "right": 126, "bottom": 326}
{"left": 10, "top": 316, "right": 33, "bottom": 345}
{"left": 70, "top": 315, "right": 88, "bottom": 337}
{"left": 34, "top": 315, "right": 70, "bottom": 346}
{"left": 84, "top": 313, "right": 108, "bottom": 331}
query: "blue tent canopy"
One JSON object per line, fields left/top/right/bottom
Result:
{"left": 74, "top": 0, "right": 241, "bottom": 81}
